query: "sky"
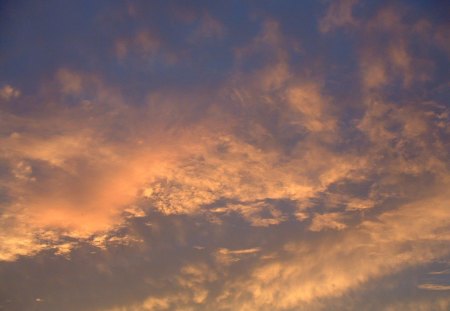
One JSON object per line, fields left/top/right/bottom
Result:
{"left": 0, "top": 0, "right": 449, "bottom": 310}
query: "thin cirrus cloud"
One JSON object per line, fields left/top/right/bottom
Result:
{"left": 0, "top": 0, "right": 449, "bottom": 310}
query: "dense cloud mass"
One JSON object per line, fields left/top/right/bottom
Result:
{"left": 0, "top": 0, "right": 449, "bottom": 310}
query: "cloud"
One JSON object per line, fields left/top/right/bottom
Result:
{"left": 309, "top": 212, "right": 347, "bottom": 231}
{"left": 418, "top": 284, "right": 450, "bottom": 291}
{"left": 0, "top": 84, "right": 20, "bottom": 101}
{"left": 198, "top": 190, "right": 450, "bottom": 310}
{"left": 319, "top": 0, "right": 359, "bottom": 33}
{"left": 0, "top": 0, "right": 449, "bottom": 310}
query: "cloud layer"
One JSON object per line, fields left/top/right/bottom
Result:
{"left": 0, "top": 0, "right": 449, "bottom": 310}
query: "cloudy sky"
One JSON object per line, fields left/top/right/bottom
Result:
{"left": 0, "top": 0, "right": 449, "bottom": 310}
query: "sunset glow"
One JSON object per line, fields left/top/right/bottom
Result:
{"left": 0, "top": 1, "right": 449, "bottom": 310}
